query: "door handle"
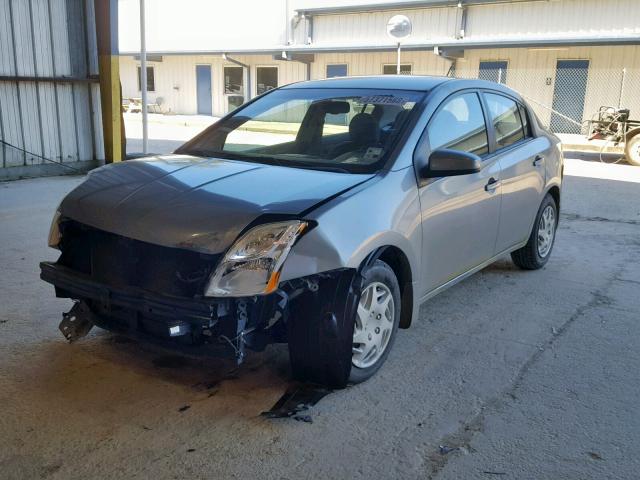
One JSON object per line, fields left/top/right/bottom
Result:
{"left": 485, "top": 177, "right": 501, "bottom": 192}
{"left": 533, "top": 155, "right": 544, "bottom": 167}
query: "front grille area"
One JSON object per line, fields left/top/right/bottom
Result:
{"left": 58, "top": 220, "right": 221, "bottom": 298}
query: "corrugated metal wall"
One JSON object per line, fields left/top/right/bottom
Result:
{"left": 307, "top": 0, "right": 640, "bottom": 48}
{"left": 0, "top": 0, "right": 103, "bottom": 178}
{"left": 466, "top": 0, "right": 640, "bottom": 40}
{"left": 312, "top": 6, "right": 459, "bottom": 47}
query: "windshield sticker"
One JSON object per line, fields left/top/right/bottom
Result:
{"left": 359, "top": 95, "right": 409, "bottom": 105}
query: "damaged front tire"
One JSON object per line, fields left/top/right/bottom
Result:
{"left": 287, "top": 260, "right": 400, "bottom": 388}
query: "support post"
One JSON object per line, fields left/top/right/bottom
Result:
{"left": 396, "top": 42, "right": 401, "bottom": 74}
{"left": 618, "top": 67, "right": 627, "bottom": 108}
{"left": 95, "top": 0, "right": 123, "bottom": 162}
{"left": 140, "top": 0, "right": 148, "bottom": 154}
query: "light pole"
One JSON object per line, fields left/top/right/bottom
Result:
{"left": 386, "top": 15, "right": 412, "bottom": 74}
{"left": 140, "top": 0, "right": 148, "bottom": 154}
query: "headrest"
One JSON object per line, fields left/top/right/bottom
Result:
{"left": 349, "top": 113, "right": 378, "bottom": 146}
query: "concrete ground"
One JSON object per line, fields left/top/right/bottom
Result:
{"left": 1, "top": 156, "right": 639, "bottom": 479}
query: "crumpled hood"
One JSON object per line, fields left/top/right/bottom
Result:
{"left": 60, "top": 155, "right": 373, "bottom": 254}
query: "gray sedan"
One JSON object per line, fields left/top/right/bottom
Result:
{"left": 41, "top": 76, "right": 562, "bottom": 387}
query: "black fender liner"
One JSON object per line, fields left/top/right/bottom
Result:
{"left": 286, "top": 268, "right": 361, "bottom": 388}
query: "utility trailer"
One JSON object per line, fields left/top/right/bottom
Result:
{"left": 586, "top": 106, "right": 640, "bottom": 166}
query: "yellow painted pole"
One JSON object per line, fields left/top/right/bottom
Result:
{"left": 95, "top": 0, "right": 123, "bottom": 163}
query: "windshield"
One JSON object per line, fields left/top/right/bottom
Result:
{"left": 177, "top": 88, "right": 425, "bottom": 173}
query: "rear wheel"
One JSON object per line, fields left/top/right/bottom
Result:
{"left": 511, "top": 193, "right": 558, "bottom": 270}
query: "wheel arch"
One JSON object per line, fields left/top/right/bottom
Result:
{"left": 361, "top": 245, "right": 414, "bottom": 329}
{"left": 546, "top": 184, "right": 561, "bottom": 214}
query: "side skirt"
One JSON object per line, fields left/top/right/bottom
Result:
{"left": 417, "top": 242, "right": 527, "bottom": 306}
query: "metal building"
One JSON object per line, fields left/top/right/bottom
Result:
{"left": 0, "top": 0, "right": 104, "bottom": 180}
{"left": 118, "top": 0, "right": 640, "bottom": 135}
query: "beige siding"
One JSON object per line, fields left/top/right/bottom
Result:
{"left": 456, "top": 45, "right": 640, "bottom": 127}
{"left": 311, "top": 50, "right": 450, "bottom": 78}
{"left": 120, "top": 55, "right": 307, "bottom": 117}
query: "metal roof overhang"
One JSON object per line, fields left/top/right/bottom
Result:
{"left": 119, "top": 35, "right": 640, "bottom": 57}
{"left": 295, "top": 0, "right": 544, "bottom": 15}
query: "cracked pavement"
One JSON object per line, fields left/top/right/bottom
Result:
{"left": 1, "top": 156, "right": 639, "bottom": 479}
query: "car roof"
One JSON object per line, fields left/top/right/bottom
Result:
{"left": 281, "top": 75, "right": 452, "bottom": 91}
{"left": 281, "top": 75, "right": 526, "bottom": 103}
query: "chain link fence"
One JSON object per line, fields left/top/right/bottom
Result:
{"left": 453, "top": 66, "right": 640, "bottom": 137}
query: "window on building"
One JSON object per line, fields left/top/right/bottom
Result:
{"left": 383, "top": 64, "right": 412, "bottom": 75}
{"left": 256, "top": 67, "right": 278, "bottom": 95}
{"left": 326, "top": 64, "right": 348, "bottom": 78}
{"left": 427, "top": 93, "right": 488, "bottom": 156}
{"left": 224, "top": 66, "right": 244, "bottom": 95}
{"left": 137, "top": 66, "right": 155, "bottom": 92}
{"left": 485, "top": 93, "right": 525, "bottom": 149}
{"left": 479, "top": 61, "right": 508, "bottom": 84}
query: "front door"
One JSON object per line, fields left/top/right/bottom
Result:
{"left": 550, "top": 60, "right": 589, "bottom": 134}
{"left": 419, "top": 92, "right": 501, "bottom": 295}
{"left": 196, "top": 65, "right": 212, "bottom": 115}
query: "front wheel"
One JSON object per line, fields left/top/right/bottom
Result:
{"left": 511, "top": 193, "right": 558, "bottom": 270}
{"left": 349, "top": 260, "right": 401, "bottom": 384}
{"left": 287, "top": 260, "right": 400, "bottom": 387}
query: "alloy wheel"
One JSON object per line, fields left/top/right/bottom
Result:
{"left": 352, "top": 282, "right": 395, "bottom": 369}
{"left": 537, "top": 204, "right": 556, "bottom": 258}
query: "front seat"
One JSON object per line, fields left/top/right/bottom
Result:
{"left": 329, "top": 113, "right": 379, "bottom": 158}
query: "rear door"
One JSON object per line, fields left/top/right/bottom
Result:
{"left": 482, "top": 92, "right": 545, "bottom": 252}
{"left": 418, "top": 91, "right": 502, "bottom": 295}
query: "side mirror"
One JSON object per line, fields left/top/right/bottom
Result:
{"left": 419, "top": 149, "right": 482, "bottom": 179}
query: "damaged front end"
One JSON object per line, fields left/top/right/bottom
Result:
{"left": 40, "top": 219, "right": 357, "bottom": 366}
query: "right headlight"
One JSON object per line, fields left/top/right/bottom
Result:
{"left": 48, "top": 209, "right": 62, "bottom": 249}
{"left": 204, "top": 220, "right": 308, "bottom": 297}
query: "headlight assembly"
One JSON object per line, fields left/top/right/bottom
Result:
{"left": 48, "top": 210, "right": 62, "bottom": 249}
{"left": 204, "top": 220, "right": 307, "bottom": 297}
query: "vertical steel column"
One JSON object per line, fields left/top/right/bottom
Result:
{"left": 139, "top": 0, "right": 148, "bottom": 154}
{"left": 95, "top": 0, "right": 123, "bottom": 162}
{"left": 8, "top": 0, "right": 27, "bottom": 165}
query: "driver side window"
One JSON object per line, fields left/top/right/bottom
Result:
{"left": 427, "top": 93, "right": 489, "bottom": 157}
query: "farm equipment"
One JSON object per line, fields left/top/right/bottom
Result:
{"left": 586, "top": 106, "right": 640, "bottom": 166}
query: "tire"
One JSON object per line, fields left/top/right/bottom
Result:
{"left": 511, "top": 193, "right": 558, "bottom": 270}
{"left": 349, "top": 260, "right": 401, "bottom": 384}
{"left": 624, "top": 130, "right": 640, "bottom": 167}
{"left": 287, "top": 260, "right": 401, "bottom": 387}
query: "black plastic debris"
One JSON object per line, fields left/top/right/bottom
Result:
{"left": 261, "top": 383, "right": 332, "bottom": 421}
{"left": 439, "top": 445, "right": 459, "bottom": 455}
{"left": 293, "top": 414, "right": 313, "bottom": 423}
{"left": 178, "top": 405, "right": 191, "bottom": 412}
{"left": 587, "top": 451, "right": 604, "bottom": 461}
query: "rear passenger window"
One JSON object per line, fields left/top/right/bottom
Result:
{"left": 427, "top": 93, "right": 488, "bottom": 156}
{"left": 485, "top": 93, "right": 525, "bottom": 149}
